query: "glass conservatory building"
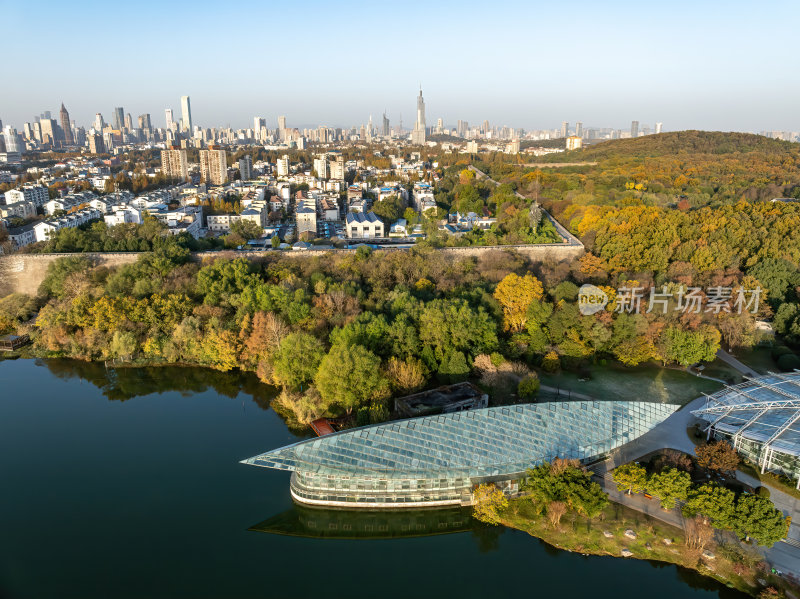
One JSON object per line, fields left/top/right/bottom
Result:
{"left": 692, "top": 372, "right": 800, "bottom": 488}
{"left": 243, "top": 400, "right": 678, "bottom": 508}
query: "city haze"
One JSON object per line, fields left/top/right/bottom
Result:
{"left": 2, "top": 0, "right": 800, "bottom": 131}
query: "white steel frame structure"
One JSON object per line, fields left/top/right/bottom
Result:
{"left": 692, "top": 371, "right": 800, "bottom": 488}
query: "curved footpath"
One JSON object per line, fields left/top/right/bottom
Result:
{"left": 592, "top": 368, "right": 800, "bottom": 577}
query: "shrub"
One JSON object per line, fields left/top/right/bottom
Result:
{"left": 777, "top": 353, "right": 800, "bottom": 372}
{"left": 771, "top": 346, "right": 793, "bottom": 360}
{"left": 518, "top": 375, "right": 540, "bottom": 398}
{"left": 757, "top": 486, "right": 771, "bottom": 499}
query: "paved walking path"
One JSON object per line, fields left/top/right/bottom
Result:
{"left": 716, "top": 348, "right": 761, "bottom": 378}
{"left": 591, "top": 390, "right": 800, "bottom": 577}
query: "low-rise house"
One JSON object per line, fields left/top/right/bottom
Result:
{"left": 5, "top": 222, "right": 36, "bottom": 249}
{"left": 319, "top": 196, "right": 339, "bottom": 221}
{"left": 104, "top": 206, "right": 143, "bottom": 226}
{"left": 33, "top": 207, "right": 103, "bottom": 242}
{"left": 346, "top": 211, "right": 384, "bottom": 239}
{"left": 389, "top": 218, "right": 408, "bottom": 237}
{"left": 296, "top": 199, "right": 317, "bottom": 236}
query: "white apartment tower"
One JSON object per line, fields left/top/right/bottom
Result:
{"left": 277, "top": 155, "right": 290, "bottom": 177}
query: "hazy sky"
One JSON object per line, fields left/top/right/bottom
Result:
{"left": 3, "top": 0, "right": 799, "bottom": 132}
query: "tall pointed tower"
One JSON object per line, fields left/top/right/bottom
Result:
{"left": 59, "top": 103, "right": 74, "bottom": 145}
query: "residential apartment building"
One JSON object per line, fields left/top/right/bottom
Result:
{"left": 161, "top": 147, "right": 189, "bottom": 181}
{"left": 33, "top": 208, "right": 103, "bottom": 242}
{"left": 276, "top": 155, "right": 290, "bottom": 177}
{"left": 200, "top": 148, "right": 228, "bottom": 186}
{"left": 5, "top": 185, "right": 48, "bottom": 208}
{"left": 104, "top": 206, "right": 143, "bottom": 226}
{"left": 0, "top": 200, "right": 36, "bottom": 219}
{"left": 238, "top": 155, "right": 253, "bottom": 181}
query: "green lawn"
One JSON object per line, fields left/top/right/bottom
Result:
{"left": 539, "top": 362, "right": 724, "bottom": 406}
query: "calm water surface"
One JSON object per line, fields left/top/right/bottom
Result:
{"left": 0, "top": 359, "right": 746, "bottom": 599}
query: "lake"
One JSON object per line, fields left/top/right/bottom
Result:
{"left": 0, "top": 359, "right": 746, "bottom": 599}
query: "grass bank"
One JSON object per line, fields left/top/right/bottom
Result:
{"left": 500, "top": 497, "right": 789, "bottom": 597}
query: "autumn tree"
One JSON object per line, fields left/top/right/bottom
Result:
{"left": 493, "top": 272, "right": 544, "bottom": 332}
{"left": 547, "top": 500, "right": 568, "bottom": 528}
{"left": 472, "top": 483, "right": 508, "bottom": 525}
{"left": 386, "top": 356, "right": 427, "bottom": 392}
{"left": 695, "top": 441, "right": 740, "bottom": 475}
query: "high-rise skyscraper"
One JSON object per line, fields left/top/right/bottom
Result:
{"left": 254, "top": 117, "right": 266, "bottom": 133}
{"left": 561, "top": 121, "right": 569, "bottom": 138}
{"left": 575, "top": 122, "right": 583, "bottom": 138}
{"left": 138, "top": 114, "right": 152, "bottom": 136}
{"left": 655, "top": 122, "right": 663, "bottom": 134}
{"left": 382, "top": 112, "right": 390, "bottom": 136}
{"left": 180, "top": 96, "right": 192, "bottom": 133}
{"left": 94, "top": 113, "right": 105, "bottom": 132}
{"left": 411, "top": 88, "right": 426, "bottom": 145}
{"left": 89, "top": 133, "right": 105, "bottom": 154}
{"left": 113, "top": 107, "right": 124, "bottom": 130}
{"left": 59, "top": 103, "right": 74, "bottom": 145}
{"left": 40, "top": 119, "right": 57, "bottom": 145}
{"left": 165, "top": 109, "right": 174, "bottom": 130}
{"left": 631, "top": 120, "right": 639, "bottom": 137}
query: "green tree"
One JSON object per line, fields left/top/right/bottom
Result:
{"left": 612, "top": 462, "right": 647, "bottom": 495}
{"left": 647, "top": 467, "right": 691, "bottom": 510}
{"left": 271, "top": 332, "right": 325, "bottom": 389}
{"left": 315, "top": 343, "right": 389, "bottom": 413}
{"left": 682, "top": 484, "right": 736, "bottom": 529}
{"left": 229, "top": 219, "right": 263, "bottom": 241}
{"left": 661, "top": 325, "right": 720, "bottom": 366}
{"left": 734, "top": 494, "right": 789, "bottom": 547}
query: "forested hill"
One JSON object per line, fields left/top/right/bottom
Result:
{"left": 541, "top": 130, "right": 800, "bottom": 162}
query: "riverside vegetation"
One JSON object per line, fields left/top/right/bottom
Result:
{"left": 474, "top": 456, "right": 794, "bottom": 598}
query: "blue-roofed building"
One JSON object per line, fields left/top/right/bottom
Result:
{"left": 242, "top": 400, "right": 678, "bottom": 508}
{"left": 692, "top": 372, "right": 800, "bottom": 488}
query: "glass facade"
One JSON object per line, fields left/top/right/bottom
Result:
{"left": 692, "top": 372, "right": 800, "bottom": 486}
{"left": 243, "top": 401, "right": 678, "bottom": 507}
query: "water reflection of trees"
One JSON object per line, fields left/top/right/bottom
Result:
{"left": 37, "top": 358, "right": 277, "bottom": 408}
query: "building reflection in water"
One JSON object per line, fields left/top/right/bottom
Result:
{"left": 249, "top": 505, "right": 474, "bottom": 540}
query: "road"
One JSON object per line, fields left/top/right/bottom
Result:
{"left": 467, "top": 165, "right": 584, "bottom": 248}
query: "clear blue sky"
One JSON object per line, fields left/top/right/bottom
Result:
{"left": 3, "top": 0, "right": 799, "bottom": 132}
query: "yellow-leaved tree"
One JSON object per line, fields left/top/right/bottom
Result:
{"left": 493, "top": 273, "right": 544, "bottom": 332}
{"left": 472, "top": 483, "right": 508, "bottom": 525}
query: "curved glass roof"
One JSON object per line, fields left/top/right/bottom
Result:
{"left": 692, "top": 372, "right": 800, "bottom": 456}
{"left": 243, "top": 401, "right": 678, "bottom": 480}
